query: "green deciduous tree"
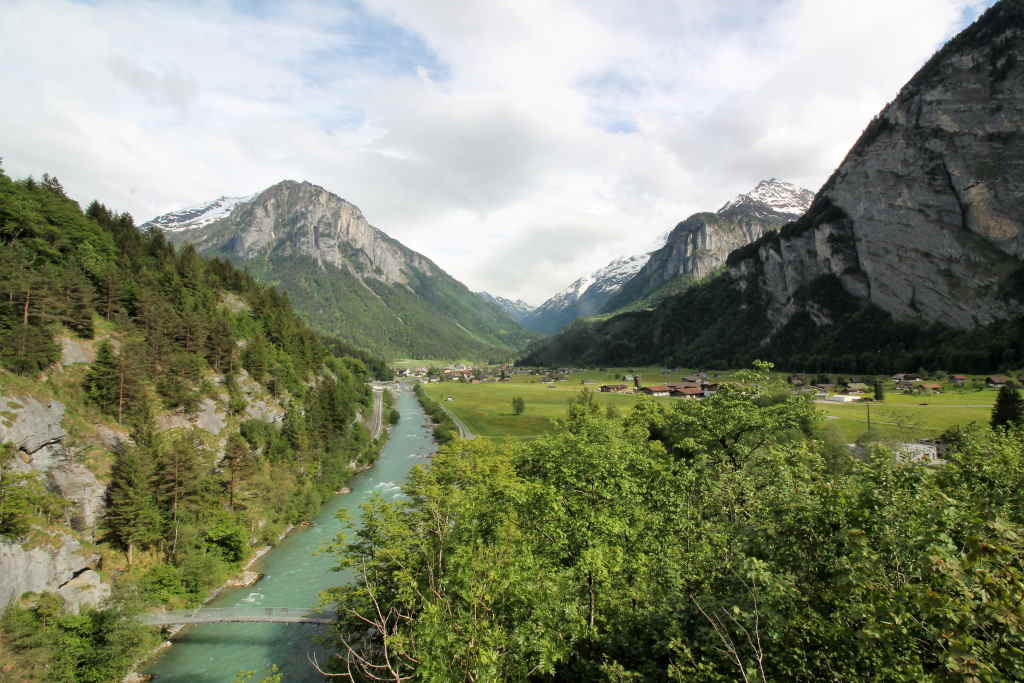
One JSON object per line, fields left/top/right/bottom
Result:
{"left": 512, "top": 396, "right": 525, "bottom": 415}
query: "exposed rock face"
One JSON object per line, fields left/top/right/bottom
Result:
{"left": 727, "top": 1, "right": 1024, "bottom": 331}
{"left": 604, "top": 179, "right": 813, "bottom": 312}
{"left": 59, "top": 336, "right": 95, "bottom": 366}
{"left": 159, "top": 180, "right": 438, "bottom": 287}
{"left": 1, "top": 396, "right": 105, "bottom": 534}
{"left": 48, "top": 464, "right": 106, "bottom": 533}
{"left": 0, "top": 536, "right": 109, "bottom": 612}
{"left": 1, "top": 397, "right": 66, "bottom": 458}
{"left": 149, "top": 180, "right": 533, "bottom": 359}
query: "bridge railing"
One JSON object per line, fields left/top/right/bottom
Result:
{"left": 140, "top": 606, "right": 338, "bottom": 626}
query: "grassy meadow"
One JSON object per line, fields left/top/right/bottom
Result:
{"left": 421, "top": 367, "right": 1001, "bottom": 443}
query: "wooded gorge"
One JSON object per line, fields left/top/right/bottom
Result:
{"left": 0, "top": 166, "right": 390, "bottom": 680}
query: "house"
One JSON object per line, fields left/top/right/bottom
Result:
{"left": 845, "top": 382, "right": 870, "bottom": 394}
{"left": 671, "top": 387, "right": 704, "bottom": 398}
{"left": 827, "top": 394, "right": 862, "bottom": 403}
{"left": 640, "top": 385, "right": 671, "bottom": 397}
{"left": 892, "top": 373, "right": 922, "bottom": 382}
{"left": 950, "top": 375, "right": 969, "bottom": 385}
{"left": 920, "top": 382, "right": 944, "bottom": 393}
{"left": 813, "top": 384, "right": 838, "bottom": 394}
{"left": 987, "top": 375, "right": 1011, "bottom": 387}
{"left": 599, "top": 384, "right": 630, "bottom": 393}
{"left": 787, "top": 375, "right": 806, "bottom": 386}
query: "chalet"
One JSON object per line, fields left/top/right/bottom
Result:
{"left": 787, "top": 375, "right": 806, "bottom": 386}
{"left": 599, "top": 384, "right": 630, "bottom": 393}
{"left": 896, "top": 381, "right": 917, "bottom": 392}
{"left": 813, "top": 384, "right": 838, "bottom": 394}
{"left": 892, "top": 373, "right": 921, "bottom": 382}
{"left": 671, "top": 387, "right": 704, "bottom": 398}
{"left": 950, "top": 375, "right": 969, "bottom": 385}
{"left": 987, "top": 375, "right": 1011, "bottom": 387}
{"left": 845, "top": 382, "right": 870, "bottom": 394}
{"left": 640, "top": 386, "right": 672, "bottom": 397}
{"left": 920, "top": 382, "right": 944, "bottom": 393}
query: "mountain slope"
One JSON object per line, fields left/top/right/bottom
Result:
{"left": 602, "top": 179, "right": 813, "bottom": 312}
{"left": 523, "top": 0, "right": 1024, "bottom": 372}
{"left": 522, "top": 252, "right": 652, "bottom": 334}
{"left": 476, "top": 292, "right": 534, "bottom": 322}
{"left": 146, "top": 181, "right": 533, "bottom": 360}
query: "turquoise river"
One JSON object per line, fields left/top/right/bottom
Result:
{"left": 146, "top": 388, "right": 435, "bottom": 681}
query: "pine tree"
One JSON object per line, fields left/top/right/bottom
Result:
{"left": 222, "top": 433, "right": 253, "bottom": 509}
{"left": 106, "top": 445, "right": 161, "bottom": 565}
{"left": 991, "top": 383, "right": 1024, "bottom": 428}
{"left": 874, "top": 381, "right": 885, "bottom": 402}
{"left": 84, "top": 341, "right": 119, "bottom": 415}
{"left": 512, "top": 396, "right": 525, "bottom": 415}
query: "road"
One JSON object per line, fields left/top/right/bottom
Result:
{"left": 440, "top": 403, "right": 476, "bottom": 440}
{"left": 369, "top": 388, "right": 384, "bottom": 440}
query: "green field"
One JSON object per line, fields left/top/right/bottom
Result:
{"left": 423, "top": 371, "right": 1000, "bottom": 443}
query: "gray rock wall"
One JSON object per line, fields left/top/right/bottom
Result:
{"left": 726, "top": 7, "right": 1024, "bottom": 330}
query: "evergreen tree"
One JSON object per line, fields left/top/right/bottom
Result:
{"left": 222, "top": 433, "right": 253, "bottom": 509}
{"left": 874, "top": 380, "right": 885, "bottom": 401}
{"left": 105, "top": 445, "right": 161, "bottom": 565}
{"left": 83, "top": 341, "right": 119, "bottom": 416}
{"left": 991, "top": 383, "right": 1024, "bottom": 428}
{"left": 512, "top": 396, "right": 525, "bottom": 415}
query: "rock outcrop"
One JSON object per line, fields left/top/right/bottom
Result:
{"left": 726, "top": 1, "right": 1024, "bottom": 331}
{"left": 0, "top": 536, "right": 109, "bottom": 612}
{"left": 603, "top": 179, "right": 813, "bottom": 312}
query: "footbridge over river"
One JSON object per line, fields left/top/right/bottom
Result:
{"left": 140, "top": 607, "right": 338, "bottom": 626}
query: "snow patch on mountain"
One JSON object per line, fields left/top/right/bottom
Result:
{"left": 718, "top": 178, "right": 814, "bottom": 217}
{"left": 476, "top": 292, "right": 534, "bottom": 321}
{"left": 142, "top": 195, "right": 254, "bottom": 233}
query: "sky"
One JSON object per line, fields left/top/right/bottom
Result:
{"left": 0, "top": 0, "right": 996, "bottom": 305}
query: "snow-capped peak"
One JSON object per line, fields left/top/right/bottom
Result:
{"left": 718, "top": 178, "right": 814, "bottom": 217}
{"left": 142, "top": 194, "right": 255, "bottom": 233}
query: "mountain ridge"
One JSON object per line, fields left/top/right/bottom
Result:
{"left": 149, "top": 180, "right": 534, "bottom": 360}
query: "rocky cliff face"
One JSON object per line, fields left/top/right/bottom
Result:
{"left": 603, "top": 179, "right": 813, "bottom": 312}
{"left": 728, "top": 1, "right": 1024, "bottom": 331}
{"left": 156, "top": 180, "right": 438, "bottom": 287}
{"left": 1, "top": 396, "right": 109, "bottom": 611}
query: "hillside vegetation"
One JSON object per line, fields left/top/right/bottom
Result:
{"left": 329, "top": 364, "right": 1024, "bottom": 680}
{"left": 0, "top": 167, "right": 388, "bottom": 680}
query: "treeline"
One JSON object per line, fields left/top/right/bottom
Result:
{"left": 0, "top": 167, "right": 388, "bottom": 680}
{"left": 412, "top": 382, "right": 458, "bottom": 444}
{"left": 328, "top": 364, "right": 1024, "bottom": 680}
{"left": 521, "top": 271, "right": 1024, "bottom": 375}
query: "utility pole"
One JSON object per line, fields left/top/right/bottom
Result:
{"left": 867, "top": 401, "right": 872, "bottom": 434}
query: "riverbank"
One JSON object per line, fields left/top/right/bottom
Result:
{"left": 142, "top": 389, "right": 435, "bottom": 681}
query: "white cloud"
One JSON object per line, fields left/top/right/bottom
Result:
{"left": 0, "top": 0, "right": 994, "bottom": 305}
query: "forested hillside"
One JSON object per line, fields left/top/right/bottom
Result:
{"left": 0, "top": 166, "right": 388, "bottom": 680}
{"left": 329, "top": 366, "right": 1024, "bottom": 680}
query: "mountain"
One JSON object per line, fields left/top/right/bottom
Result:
{"left": 141, "top": 194, "right": 255, "bottom": 232}
{"left": 601, "top": 179, "right": 813, "bottom": 312}
{"left": 521, "top": 251, "right": 652, "bottom": 334}
{"left": 144, "top": 180, "right": 534, "bottom": 360}
{"left": 523, "top": 0, "right": 1024, "bottom": 373}
{"left": 476, "top": 292, "right": 534, "bottom": 322}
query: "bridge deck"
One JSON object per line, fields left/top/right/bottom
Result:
{"left": 140, "top": 607, "right": 337, "bottom": 626}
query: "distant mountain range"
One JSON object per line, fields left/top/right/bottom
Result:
{"left": 523, "top": 0, "right": 1024, "bottom": 372}
{"left": 144, "top": 181, "right": 535, "bottom": 360}
{"left": 475, "top": 292, "right": 534, "bottom": 322}
{"left": 521, "top": 179, "right": 813, "bottom": 334}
